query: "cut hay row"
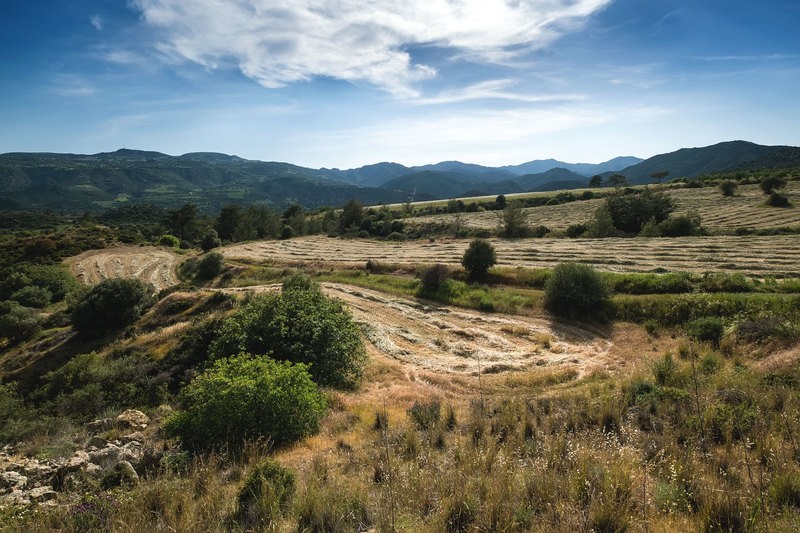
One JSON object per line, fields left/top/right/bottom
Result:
{"left": 222, "top": 234, "right": 800, "bottom": 276}
{"left": 65, "top": 246, "right": 180, "bottom": 290}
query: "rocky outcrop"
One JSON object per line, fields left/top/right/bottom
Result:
{"left": 1, "top": 409, "right": 160, "bottom": 509}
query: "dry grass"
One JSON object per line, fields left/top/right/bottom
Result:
{"left": 65, "top": 246, "right": 181, "bottom": 290}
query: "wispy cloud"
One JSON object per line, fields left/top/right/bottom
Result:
{"left": 130, "top": 0, "right": 612, "bottom": 95}
{"left": 90, "top": 15, "right": 104, "bottom": 31}
{"left": 49, "top": 75, "right": 96, "bottom": 97}
{"left": 412, "top": 79, "right": 587, "bottom": 105}
{"left": 692, "top": 54, "right": 798, "bottom": 62}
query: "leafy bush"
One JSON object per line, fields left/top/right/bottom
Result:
{"left": 566, "top": 224, "right": 587, "bottom": 238}
{"left": 419, "top": 264, "right": 450, "bottom": 294}
{"left": 604, "top": 189, "right": 674, "bottom": 234}
{"left": 766, "top": 192, "right": 790, "bottom": 207}
{"left": 210, "top": 283, "right": 366, "bottom": 388}
{"left": 544, "top": 262, "right": 611, "bottom": 320}
{"left": 196, "top": 252, "right": 225, "bottom": 280}
{"left": 718, "top": 180, "right": 738, "bottom": 197}
{"left": 656, "top": 214, "right": 703, "bottom": 237}
{"left": 165, "top": 355, "right": 326, "bottom": 451}
{"left": 461, "top": 239, "right": 496, "bottom": 281}
{"left": 200, "top": 230, "right": 222, "bottom": 251}
{"left": 236, "top": 459, "right": 296, "bottom": 526}
{"left": 9, "top": 285, "right": 52, "bottom": 308}
{"left": 407, "top": 400, "right": 441, "bottom": 430}
{"left": 0, "top": 301, "right": 42, "bottom": 345}
{"left": 21, "top": 264, "right": 79, "bottom": 302}
{"left": 687, "top": 317, "right": 724, "bottom": 345}
{"left": 158, "top": 234, "right": 180, "bottom": 247}
{"left": 760, "top": 175, "right": 786, "bottom": 194}
{"left": 71, "top": 278, "right": 155, "bottom": 335}
{"left": 500, "top": 202, "right": 530, "bottom": 238}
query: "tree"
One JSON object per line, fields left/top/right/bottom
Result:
{"left": 719, "top": 180, "right": 738, "bottom": 197}
{"left": 215, "top": 205, "right": 244, "bottom": 242}
{"left": 760, "top": 175, "right": 786, "bottom": 195}
{"left": 71, "top": 278, "right": 155, "bottom": 335}
{"left": 339, "top": 199, "right": 364, "bottom": 233}
{"left": 586, "top": 205, "right": 616, "bottom": 238}
{"left": 461, "top": 239, "right": 497, "bottom": 281}
{"left": 0, "top": 301, "right": 42, "bottom": 345}
{"left": 200, "top": 229, "right": 222, "bottom": 251}
{"left": 544, "top": 263, "right": 611, "bottom": 320}
{"left": 495, "top": 194, "right": 507, "bottom": 210}
{"left": 419, "top": 264, "right": 450, "bottom": 294}
{"left": 604, "top": 189, "right": 674, "bottom": 234}
{"left": 651, "top": 171, "right": 669, "bottom": 184}
{"left": 210, "top": 281, "right": 366, "bottom": 389}
{"left": 607, "top": 174, "right": 628, "bottom": 189}
{"left": 589, "top": 175, "right": 603, "bottom": 188}
{"left": 196, "top": 252, "right": 225, "bottom": 280}
{"left": 165, "top": 203, "right": 203, "bottom": 242}
{"left": 165, "top": 355, "right": 326, "bottom": 452}
{"left": 500, "top": 202, "right": 530, "bottom": 238}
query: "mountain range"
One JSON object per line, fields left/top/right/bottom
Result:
{"left": 0, "top": 141, "right": 798, "bottom": 212}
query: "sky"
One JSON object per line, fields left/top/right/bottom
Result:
{"left": 1, "top": 0, "right": 799, "bottom": 169}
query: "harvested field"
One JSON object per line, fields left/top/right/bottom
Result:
{"left": 65, "top": 246, "right": 180, "bottom": 290}
{"left": 408, "top": 182, "right": 800, "bottom": 232}
{"left": 213, "top": 283, "right": 614, "bottom": 379}
{"left": 324, "top": 283, "right": 611, "bottom": 377}
{"left": 222, "top": 234, "right": 800, "bottom": 276}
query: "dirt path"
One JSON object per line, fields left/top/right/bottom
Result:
{"left": 65, "top": 246, "right": 181, "bottom": 290}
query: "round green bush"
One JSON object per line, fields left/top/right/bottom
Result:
{"left": 10, "top": 285, "right": 52, "bottom": 308}
{"left": 461, "top": 239, "right": 496, "bottom": 281}
{"left": 210, "top": 282, "right": 366, "bottom": 389}
{"left": 236, "top": 459, "right": 296, "bottom": 526}
{"left": 71, "top": 278, "right": 155, "bottom": 335}
{"left": 0, "top": 301, "right": 42, "bottom": 345}
{"left": 165, "top": 354, "right": 326, "bottom": 451}
{"left": 544, "top": 262, "right": 611, "bottom": 319}
{"left": 158, "top": 234, "right": 180, "bottom": 248}
{"left": 196, "top": 252, "right": 225, "bottom": 280}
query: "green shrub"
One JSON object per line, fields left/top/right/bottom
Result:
{"left": 9, "top": 285, "right": 52, "bottom": 308}
{"left": 565, "top": 223, "right": 587, "bottom": 238}
{"left": 387, "top": 231, "right": 405, "bottom": 241}
{"left": 605, "top": 189, "right": 674, "bottom": 233}
{"left": 766, "top": 192, "right": 790, "bottom": 207}
{"left": 544, "top": 262, "right": 611, "bottom": 320}
{"left": 236, "top": 459, "right": 296, "bottom": 526}
{"left": 280, "top": 225, "right": 295, "bottom": 240}
{"left": 760, "top": 175, "right": 786, "bottom": 194}
{"left": 719, "top": 180, "right": 738, "bottom": 197}
{"left": 196, "top": 252, "right": 225, "bottom": 280}
{"left": 0, "top": 301, "right": 42, "bottom": 345}
{"left": 210, "top": 284, "right": 366, "bottom": 389}
{"left": 158, "top": 234, "right": 180, "bottom": 248}
{"left": 166, "top": 355, "right": 326, "bottom": 452}
{"left": 770, "top": 471, "right": 800, "bottom": 509}
{"left": 407, "top": 399, "right": 441, "bottom": 430}
{"left": 71, "top": 278, "right": 155, "bottom": 335}
{"left": 200, "top": 230, "right": 222, "bottom": 251}
{"left": 419, "top": 264, "right": 450, "bottom": 294}
{"left": 687, "top": 317, "right": 724, "bottom": 345}
{"left": 657, "top": 214, "right": 703, "bottom": 237}
{"left": 461, "top": 239, "right": 496, "bottom": 281}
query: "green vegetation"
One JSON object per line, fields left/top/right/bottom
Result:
{"left": 71, "top": 278, "right": 155, "bottom": 335}
{"left": 461, "top": 239, "right": 497, "bottom": 281}
{"left": 544, "top": 263, "right": 611, "bottom": 320}
{"left": 210, "top": 279, "right": 366, "bottom": 388}
{"left": 165, "top": 355, "right": 326, "bottom": 452}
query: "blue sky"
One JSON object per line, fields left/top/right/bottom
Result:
{"left": 1, "top": 0, "right": 799, "bottom": 168}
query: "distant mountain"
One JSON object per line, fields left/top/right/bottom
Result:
{"left": 381, "top": 171, "right": 521, "bottom": 200}
{"left": 618, "top": 141, "right": 792, "bottom": 184}
{"left": 502, "top": 156, "right": 642, "bottom": 177}
{"left": 0, "top": 150, "right": 406, "bottom": 212}
{"left": 514, "top": 168, "right": 587, "bottom": 191}
{"left": 319, "top": 162, "right": 410, "bottom": 187}
{"left": 410, "top": 161, "right": 516, "bottom": 182}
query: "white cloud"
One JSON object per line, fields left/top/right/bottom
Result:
{"left": 90, "top": 15, "right": 104, "bottom": 31}
{"left": 130, "top": 0, "right": 611, "bottom": 94}
{"left": 412, "top": 79, "right": 587, "bottom": 105}
{"left": 49, "top": 75, "right": 96, "bottom": 97}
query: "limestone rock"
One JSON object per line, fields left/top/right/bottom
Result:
{"left": 1, "top": 489, "right": 30, "bottom": 507}
{"left": 86, "top": 436, "right": 108, "bottom": 449}
{"left": 120, "top": 431, "right": 146, "bottom": 444}
{"left": 64, "top": 451, "right": 90, "bottom": 472}
{"left": 28, "top": 486, "right": 57, "bottom": 503}
{"left": 116, "top": 409, "right": 150, "bottom": 431}
{"left": 100, "top": 461, "right": 139, "bottom": 490}
{"left": 88, "top": 445, "right": 123, "bottom": 470}
{"left": 0, "top": 471, "right": 28, "bottom": 492}
{"left": 87, "top": 418, "right": 115, "bottom": 432}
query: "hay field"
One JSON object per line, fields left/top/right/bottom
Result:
{"left": 65, "top": 246, "right": 180, "bottom": 290}
{"left": 407, "top": 182, "right": 800, "bottom": 232}
{"left": 222, "top": 234, "right": 800, "bottom": 276}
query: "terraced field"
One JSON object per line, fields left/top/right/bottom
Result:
{"left": 66, "top": 246, "right": 180, "bottom": 290}
{"left": 222, "top": 234, "right": 800, "bottom": 276}
{"left": 408, "top": 182, "right": 800, "bottom": 232}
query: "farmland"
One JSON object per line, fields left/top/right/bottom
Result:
{"left": 222, "top": 233, "right": 800, "bottom": 277}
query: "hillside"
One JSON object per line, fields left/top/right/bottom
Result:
{"left": 618, "top": 140, "right": 792, "bottom": 183}
{"left": 514, "top": 167, "right": 587, "bottom": 191}
{"left": 0, "top": 150, "right": 406, "bottom": 212}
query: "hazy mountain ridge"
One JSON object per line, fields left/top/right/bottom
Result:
{"left": 1, "top": 141, "right": 797, "bottom": 211}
